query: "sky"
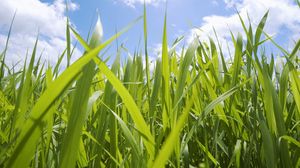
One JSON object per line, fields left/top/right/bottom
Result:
{"left": 0, "top": 0, "right": 300, "bottom": 67}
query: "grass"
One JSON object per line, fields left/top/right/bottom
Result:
{"left": 0, "top": 6, "right": 300, "bottom": 168}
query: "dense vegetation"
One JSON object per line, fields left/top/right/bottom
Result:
{"left": 0, "top": 7, "right": 300, "bottom": 168}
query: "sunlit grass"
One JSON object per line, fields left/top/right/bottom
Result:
{"left": 0, "top": 6, "right": 300, "bottom": 168}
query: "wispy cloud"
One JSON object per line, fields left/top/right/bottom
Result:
{"left": 0, "top": 0, "right": 81, "bottom": 67}
{"left": 188, "top": 0, "right": 300, "bottom": 58}
{"left": 211, "top": 0, "right": 219, "bottom": 6}
{"left": 118, "top": 0, "right": 166, "bottom": 8}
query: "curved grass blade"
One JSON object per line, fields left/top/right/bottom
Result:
{"left": 280, "top": 135, "right": 300, "bottom": 148}
{"left": 6, "top": 30, "right": 126, "bottom": 168}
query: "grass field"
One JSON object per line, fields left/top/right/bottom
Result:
{"left": 0, "top": 6, "right": 300, "bottom": 168}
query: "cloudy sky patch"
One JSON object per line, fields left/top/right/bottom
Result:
{"left": 0, "top": 0, "right": 299, "bottom": 66}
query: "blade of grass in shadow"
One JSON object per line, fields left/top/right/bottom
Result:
{"left": 227, "top": 140, "right": 242, "bottom": 168}
{"left": 289, "top": 62, "right": 300, "bottom": 116}
{"left": 59, "top": 55, "right": 95, "bottom": 168}
{"left": 152, "top": 95, "right": 194, "bottom": 168}
{"left": 108, "top": 52, "right": 120, "bottom": 168}
{"left": 196, "top": 140, "right": 220, "bottom": 167}
{"left": 280, "top": 135, "right": 300, "bottom": 148}
{"left": 259, "top": 120, "right": 275, "bottom": 168}
{"left": 261, "top": 62, "right": 291, "bottom": 167}
{"left": 182, "top": 80, "right": 249, "bottom": 153}
{"left": 101, "top": 99, "right": 141, "bottom": 157}
{"left": 150, "top": 60, "right": 162, "bottom": 136}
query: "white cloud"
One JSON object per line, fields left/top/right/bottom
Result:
{"left": 0, "top": 0, "right": 81, "bottom": 68}
{"left": 188, "top": 0, "right": 300, "bottom": 58}
{"left": 119, "top": 0, "right": 166, "bottom": 8}
{"left": 224, "top": 0, "right": 243, "bottom": 8}
{"left": 149, "top": 42, "right": 184, "bottom": 60}
{"left": 212, "top": 0, "right": 219, "bottom": 6}
{"left": 150, "top": 43, "right": 164, "bottom": 57}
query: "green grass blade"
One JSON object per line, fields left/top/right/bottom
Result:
{"left": 196, "top": 140, "right": 220, "bottom": 166}
{"left": 280, "top": 135, "right": 300, "bottom": 148}
{"left": 0, "top": 11, "right": 16, "bottom": 82}
{"left": 59, "top": 61, "right": 95, "bottom": 168}
{"left": 290, "top": 66, "right": 300, "bottom": 116}
{"left": 254, "top": 11, "right": 269, "bottom": 54}
{"left": 144, "top": 3, "right": 151, "bottom": 108}
{"left": 6, "top": 33, "right": 119, "bottom": 168}
{"left": 152, "top": 95, "right": 194, "bottom": 168}
{"left": 289, "top": 39, "right": 300, "bottom": 61}
{"left": 259, "top": 120, "right": 275, "bottom": 168}
{"left": 102, "top": 100, "right": 141, "bottom": 157}
{"left": 14, "top": 37, "right": 38, "bottom": 130}
{"left": 93, "top": 57, "right": 155, "bottom": 161}
{"left": 161, "top": 12, "right": 171, "bottom": 131}
{"left": 174, "top": 41, "right": 196, "bottom": 114}
{"left": 231, "top": 33, "right": 243, "bottom": 88}
{"left": 66, "top": 18, "right": 71, "bottom": 67}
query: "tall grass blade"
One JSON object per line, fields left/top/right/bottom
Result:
{"left": 161, "top": 12, "right": 171, "bottom": 131}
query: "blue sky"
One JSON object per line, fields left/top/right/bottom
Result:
{"left": 0, "top": 0, "right": 300, "bottom": 66}
{"left": 68, "top": 0, "right": 230, "bottom": 53}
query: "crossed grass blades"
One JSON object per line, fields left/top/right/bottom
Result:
{"left": 0, "top": 5, "right": 300, "bottom": 168}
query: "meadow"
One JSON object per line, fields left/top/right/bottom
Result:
{"left": 0, "top": 6, "right": 300, "bottom": 168}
